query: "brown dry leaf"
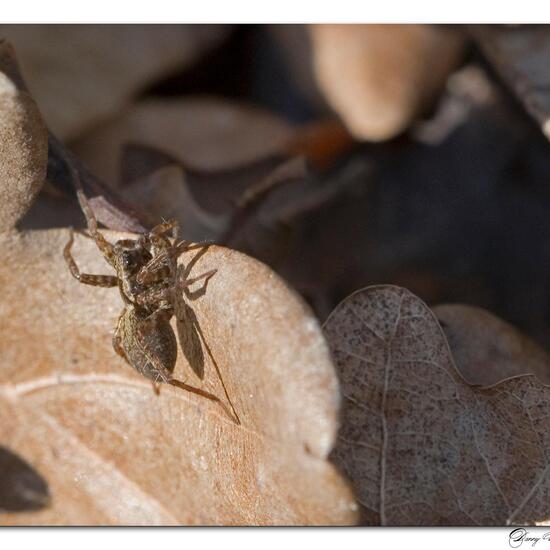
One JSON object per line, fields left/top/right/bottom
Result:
{"left": 434, "top": 304, "right": 550, "bottom": 386}
{"left": 309, "top": 24, "right": 465, "bottom": 141}
{"left": 324, "top": 285, "right": 550, "bottom": 526}
{"left": 117, "top": 145, "right": 307, "bottom": 243}
{"left": 119, "top": 143, "right": 289, "bottom": 207}
{"left": 471, "top": 25, "right": 550, "bottom": 140}
{"left": 44, "top": 132, "right": 154, "bottom": 233}
{"left": 0, "top": 40, "right": 47, "bottom": 232}
{"left": 0, "top": 25, "right": 230, "bottom": 139}
{"left": 72, "top": 98, "right": 295, "bottom": 185}
{"left": 0, "top": 39, "right": 153, "bottom": 235}
{"left": 121, "top": 165, "right": 226, "bottom": 242}
{"left": 0, "top": 228, "right": 357, "bottom": 525}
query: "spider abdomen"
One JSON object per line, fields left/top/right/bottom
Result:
{"left": 117, "top": 307, "right": 177, "bottom": 382}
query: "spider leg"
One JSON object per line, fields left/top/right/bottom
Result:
{"left": 135, "top": 242, "right": 200, "bottom": 287}
{"left": 64, "top": 229, "right": 118, "bottom": 287}
{"left": 173, "top": 239, "right": 197, "bottom": 256}
{"left": 149, "top": 218, "right": 180, "bottom": 240}
{"left": 112, "top": 310, "right": 130, "bottom": 363}
{"left": 136, "top": 252, "right": 174, "bottom": 285}
{"left": 174, "top": 240, "right": 221, "bottom": 258}
{"left": 75, "top": 186, "right": 115, "bottom": 266}
{"left": 145, "top": 302, "right": 173, "bottom": 319}
{"left": 137, "top": 219, "right": 180, "bottom": 257}
{"left": 136, "top": 230, "right": 181, "bottom": 286}
{"left": 135, "top": 285, "right": 173, "bottom": 308}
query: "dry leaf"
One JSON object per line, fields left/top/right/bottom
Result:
{"left": 0, "top": 25, "right": 230, "bottom": 139}
{"left": 309, "top": 25, "right": 465, "bottom": 141}
{"left": 0, "top": 40, "right": 47, "bottom": 232}
{"left": 0, "top": 228, "right": 357, "bottom": 525}
{"left": 118, "top": 145, "right": 307, "bottom": 243}
{"left": 121, "top": 165, "right": 226, "bottom": 242}
{"left": 324, "top": 285, "right": 550, "bottom": 525}
{"left": 471, "top": 25, "right": 550, "bottom": 140}
{"left": 434, "top": 304, "right": 550, "bottom": 386}
{"left": 42, "top": 132, "right": 153, "bottom": 233}
{"left": 0, "top": 37, "right": 152, "bottom": 235}
{"left": 119, "top": 143, "right": 289, "bottom": 207}
{"left": 72, "top": 98, "right": 295, "bottom": 185}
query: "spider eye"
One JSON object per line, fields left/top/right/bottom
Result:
{"left": 122, "top": 253, "right": 135, "bottom": 270}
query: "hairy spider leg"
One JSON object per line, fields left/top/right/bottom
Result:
{"left": 75, "top": 187, "right": 116, "bottom": 267}
{"left": 135, "top": 284, "right": 174, "bottom": 308}
{"left": 136, "top": 239, "right": 206, "bottom": 286}
{"left": 112, "top": 310, "right": 130, "bottom": 361}
{"left": 64, "top": 229, "right": 118, "bottom": 287}
{"left": 138, "top": 219, "right": 180, "bottom": 261}
{"left": 136, "top": 249, "right": 174, "bottom": 285}
{"left": 134, "top": 266, "right": 217, "bottom": 309}
{"left": 149, "top": 218, "right": 180, "bottom": 240}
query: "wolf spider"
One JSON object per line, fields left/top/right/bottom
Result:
{"left": 63, "top": 187, "right": 239, "bottom": 422}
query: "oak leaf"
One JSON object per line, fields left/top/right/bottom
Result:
{"left": 0, "top": 229, "right": 357, "bottom": 525}
{"left": 434, "top": 304, "right": 550, "bottom": 386}
{"left": 0, "top": 40, "right": 47, "bottom": 232}
{"left": 72, "top": 98, "right": 295, "bottom": 185}
{"left": 324, "top": 285, "right": 550, "bottom": 525}
{"left": 117, "top": 148, "right": 307, "bottom": 243}
{"left": 308, "top": 25, "right": 465, "bottom": 141}
{"left": 0, "top": 25, "right": 230, "bottom": 139}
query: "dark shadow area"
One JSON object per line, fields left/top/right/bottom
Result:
{"left": 0, "top": 446, "right": 51, "bottom": 513}
{"left": 173, "top": 245, "right": 240, "bottom": 425}
{"left": 144, "top": 26, "right": 256, "bottom": 101}
{"left": 143, "top": 25, "right": 317, "bottom": 124}
{"left": 176, "top": 299, "right": 205, "bottom": 380}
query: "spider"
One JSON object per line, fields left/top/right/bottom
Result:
{"left": 63, "top": 187, "right": 240, "bottom": 423}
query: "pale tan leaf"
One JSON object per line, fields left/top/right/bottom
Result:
{"left": 118, "top": 152, "right": 307, "bottom": 244}
{"left": 0, "top": 229, "right": 357, "bottom": 525}
{"left": 0, "top": 40, "right": 47, "bottom": 232}
{"left": 0, "top": 25, "right": 229, "bottom": 139}
{"left": 309, "top": 25, "right": 465, "bottom": 141}
{"left": 434, "top": 304, "right": 550, "bottom": 386}
{"left": 324, "top": 285, "right": 550, "bottom": 526}
{"left": 72, "top": 98, "right": 295, "bottom": 185}
{"left": 120, "top": 165, "right": 228, "bottom": 242}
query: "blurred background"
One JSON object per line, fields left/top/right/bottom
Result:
{"left": 9, "top": 24, "right": 550, "bottom": 349}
